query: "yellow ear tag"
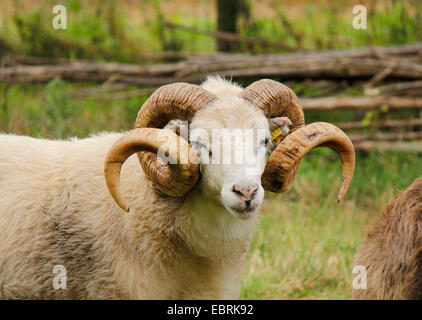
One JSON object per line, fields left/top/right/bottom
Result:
{"left": 271, "top": 127, "right": 283, "bottom": 143}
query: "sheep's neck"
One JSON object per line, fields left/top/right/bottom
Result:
{"left": 120, "top": 185, "right": 257, "bottom": 299}
{"left": 177, "top": 188, "right": 258, "bottom": 259}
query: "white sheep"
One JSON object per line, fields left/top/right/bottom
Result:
{"left": 0, "top": 77, "right": 355, "bottom": 299}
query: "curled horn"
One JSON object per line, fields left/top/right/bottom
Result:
{"left": 263, "top": 122, "right": 355, "bottom": 203}
{"left": 105, "top": 83, "right": 217, "bottom": 211}
{"left": 135, "top": 83, "right": 217, "bottom": 128}
{"left": 240, "top": 79, "right": 355, "bottom": 201}
{"left": 240, "top": 79, "right": 305, "bottom": 131}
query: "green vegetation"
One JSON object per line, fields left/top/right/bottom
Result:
{"left": 0, "top": 0, "right": 421, "bottom": 299}
{"left": 1, "top": 0, "right": 422, "bottom": 59}
{"left": 0, "top": 80, "right": 145, "bottom": 138}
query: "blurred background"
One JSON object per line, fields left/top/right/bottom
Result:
{"left": 0, "top": 0, "right": 421, "bottom": 299}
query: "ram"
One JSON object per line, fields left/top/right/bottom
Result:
{"left": 0, "top": 77, "right": 355, "bottom": 299}
{"left": 353, "top": 176, "right": 422, "bottom": 299}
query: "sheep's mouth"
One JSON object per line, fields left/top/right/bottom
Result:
{"left": 226, "top": 205, "right": 258, "bottom": 220}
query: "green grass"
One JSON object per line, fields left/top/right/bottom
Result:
{"left": 0, "top": 80, "right": 147, "bottom": 138}
{"left": 241, "top": 150, "right": 421, "bottom": 299}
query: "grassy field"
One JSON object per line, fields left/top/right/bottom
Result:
{"left": 0, "top": 0, "right": 421, "bottom": 300}
{"left": 242, "top": 151, "right": 421, "bottom": 299}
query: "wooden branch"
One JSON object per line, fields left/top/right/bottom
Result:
{"left": 3, "top": 57, "right": 421, "bottom": 84}
{"left": 165, "top": 22, "right": 305, "bottom": 52}
{"left": 2, "top": 43, "right": 422, "bottom": 84}
{"left": 183, "top": 43, "right": 422, "bottom": 65}
{"left": 365, "top": 80, "right": 422, "bottom": 96}
{"left": 207, "top": 58, "right": 422, "bottom": 80}
{"left": 363, "top": 66, "right": 394, "bottom": 88}
{"left": 336, "top": 119, "right": 422, "bottom": 130}
{"left": 0, "top": 61, "right": 186, "bottom": 80}
{"left": 4, "top": 43, "right": 422, "bottom": 67}
{"left": 0, "top": 63, "right": 202, "bottom": 86}
{"left": 300, "top": 96, "right": 422, "bottom": 110}
{"left": 1, "top": 52, "right": 229, "bottom": 66}
{"left": 349, "top": 131, "right": 422, "bottom": 142}
{"left": 353, "top": 141, "right": 422, "bottom": 152}
{"left": 1, "top": 54, "right": 70, "bottom": 66}
{"left": 71, "top": 87, "right": 156, "bottom": 100}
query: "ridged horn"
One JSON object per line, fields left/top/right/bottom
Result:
{"left": 239, "top": 79, "right": 305, "bottom": 132}
{"left": 262, "top": 122, "right": 355, "bottom": 202}
{"left": 135, "top": 83, "right": 217, "bottom": 128}
{"left": 133, "top": 83, "right": 217, "bottom": 199}
{"left": 239, "top": 79, "right": 305, "bottom": 192}
{"left": 104, "top": 128, "right": 199, "bottom": 212}
{"left": 240, "top": 80, "right": 355, "bottom": 201}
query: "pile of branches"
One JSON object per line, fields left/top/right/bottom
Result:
{"left": 2, "top": 43, "right": 422, "bottom": 85}
{"left": 1, "top": 42, "right": 422, "bottom": 151}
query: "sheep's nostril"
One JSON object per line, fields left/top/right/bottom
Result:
{"left": 232, "top": 183, "right": 259, "bottom": 202}
{"left": 249, "top": 187, "right": 258, "bottom": 200}
{"left": 232, "top": 185, "right": 243, "bottom": 197}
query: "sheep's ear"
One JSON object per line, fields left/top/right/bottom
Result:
{"left": 269, "top": 117, "right": 292, "bottom": 147}
{"left": 166, "top": 120, "right": 190, "bottom": 140}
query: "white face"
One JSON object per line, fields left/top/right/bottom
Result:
{"left": 188, "top": 97, "right": 273, "bottom": 220}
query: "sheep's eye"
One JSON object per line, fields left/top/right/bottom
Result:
{"left": 191, "top": 141, "right": 211, "bottom": 156}
{"left": 260, "top": 138, "right": 269, "bottom": 146}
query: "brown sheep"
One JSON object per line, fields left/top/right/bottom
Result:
{"left": 353, "top": 176, "right": 422, "bottom": 299}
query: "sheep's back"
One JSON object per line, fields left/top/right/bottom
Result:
{"left": 0, "top": 133, "right": 136, "bottom": 299}
{"left": 353, "top": 177, "right": 422, "bottom": 299}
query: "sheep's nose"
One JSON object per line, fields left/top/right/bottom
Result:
{"left": 232, "top": 183, "right": 259, "bottom": 203}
